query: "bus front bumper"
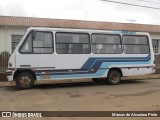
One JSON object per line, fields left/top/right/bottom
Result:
{"left": 5, "top": 70, "right": 14, "bottom": 81}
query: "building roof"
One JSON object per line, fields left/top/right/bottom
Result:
{"left": 0, "top": 16, "right": 160, "bottom": 33}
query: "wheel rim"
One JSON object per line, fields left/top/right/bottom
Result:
{"left": 20, "top": 76, "right": 31, "bottom": 87}
{"left": 111, "top": 74, "right": 119, "bottom": 81}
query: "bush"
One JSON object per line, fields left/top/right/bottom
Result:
{"left": 0, "top": 51, "right": 10, "bottom": 56}
{"left": 0, "top": 51, "right": 10, "bottom": 72}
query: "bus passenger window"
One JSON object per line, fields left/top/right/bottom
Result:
{"left": 56, "top": 33, "right": 91, "bottom": 54}
{"left": 92, "top": 34, "right": 122, "bottom": 54}
{"left": 123, "top": 35, "right": 150, "bottom": 54}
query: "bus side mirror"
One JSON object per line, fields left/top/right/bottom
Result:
{"left": 32, "top": 30, "right": 36, "bottom": 40}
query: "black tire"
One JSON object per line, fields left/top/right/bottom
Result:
{"left": 16, "top": 72, "right": 35, "bottom": 89}
{"left": 92, "top": 78, "right": 106, "bottom": 84}
{"left": 107, "top": 70, "right": 121, "bottom": 85}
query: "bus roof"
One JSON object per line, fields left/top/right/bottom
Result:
{"left": 27, "top": 27, "right": 150, "bottom": 36}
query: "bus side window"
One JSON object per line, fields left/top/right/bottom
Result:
{"left": 20, "top": 31, "right": 53, "bottom": 54}
{"left": 123, "top": 35, "right": 150, "bottom": 54}
{"left": 33, "top": 32, "right": 53, "bottom": 54}
{"left": 92, "top": 34, "right": 122, "bottom": 54}
{"left": 56, "top": 32, "right": 90, "bottom": 54}
{"left": 20, "top": 32, "right": 33, "bottom": 53}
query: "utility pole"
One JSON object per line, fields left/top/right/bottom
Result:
{"left": 127, "top": 19, "right": 136, "bottom": 23}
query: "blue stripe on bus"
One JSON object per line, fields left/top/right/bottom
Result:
{"left": 48, "top": 59, "right": 151, "bottom": 79}
{"left": 81, "top": 54, "right": 151, "bottom": 69}
{"left": 35, "top": 54, "right": 151, "bottom": 79}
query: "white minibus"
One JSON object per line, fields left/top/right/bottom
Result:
{"left": 6, "top": 27, "right": 155, "bottom": 89}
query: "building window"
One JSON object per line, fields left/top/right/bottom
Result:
{"left": 11, "top": 35, "right": 23, "bottom": 52}
{"left": 152, "top": 39, "right": 159, "bottom": 54}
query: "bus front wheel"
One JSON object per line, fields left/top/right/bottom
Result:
{"left": 16, "top": 72, "right": 35, "bottom": 89}
{"left": 107, "top": 70, "right": 121, "bottom": 85}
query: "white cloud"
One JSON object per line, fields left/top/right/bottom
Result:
{"left": 0, "top": 0, "right": 160, "bottom": 24}
{"left": 0, "top": 5, "right": 4, "bottom": 15}
{"left": 5, "top": 3, "right": 28, "bottom": 16}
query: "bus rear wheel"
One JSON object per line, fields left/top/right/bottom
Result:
{"left": 107, "top": 70, "right": 121, "bottom": 85}
{"left": 16, "top": 72, "right": 35, "bottom": 89}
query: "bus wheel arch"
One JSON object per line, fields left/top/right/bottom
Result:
{"left": 107, "top": 68, "right": 123, "bottom": 85}
{"left": 14, "top": 69, "right": 36, "bottom": 81}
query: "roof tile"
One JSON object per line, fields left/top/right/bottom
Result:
{"left": 0, "top": 16, "right": 160, "bottom": 32}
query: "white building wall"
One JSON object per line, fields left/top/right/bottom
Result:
{"left": 0, "top": 26, "right": 28, "bottom": 54}
{"left": 149, "top": 32, "right": 160, "bottom": 65}
{"left": 150, "top": 33, "right": 160, "bottom": 39}
{"left": 150, "top": 32, "right": 160, "bottom": 55}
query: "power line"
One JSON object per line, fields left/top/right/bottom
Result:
{"left": 136, "top": 0, "right": 160, "bottom": 4}
{"left": 101, "top": 0, "right": 160, "bottom": 10}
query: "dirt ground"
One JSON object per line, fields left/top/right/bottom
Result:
{"left": 0, "top": 75, "right": 160, "bottom": 120}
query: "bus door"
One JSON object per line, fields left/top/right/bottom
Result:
{"left": 55, "top": 32, "right": 91, "bottom": 71}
